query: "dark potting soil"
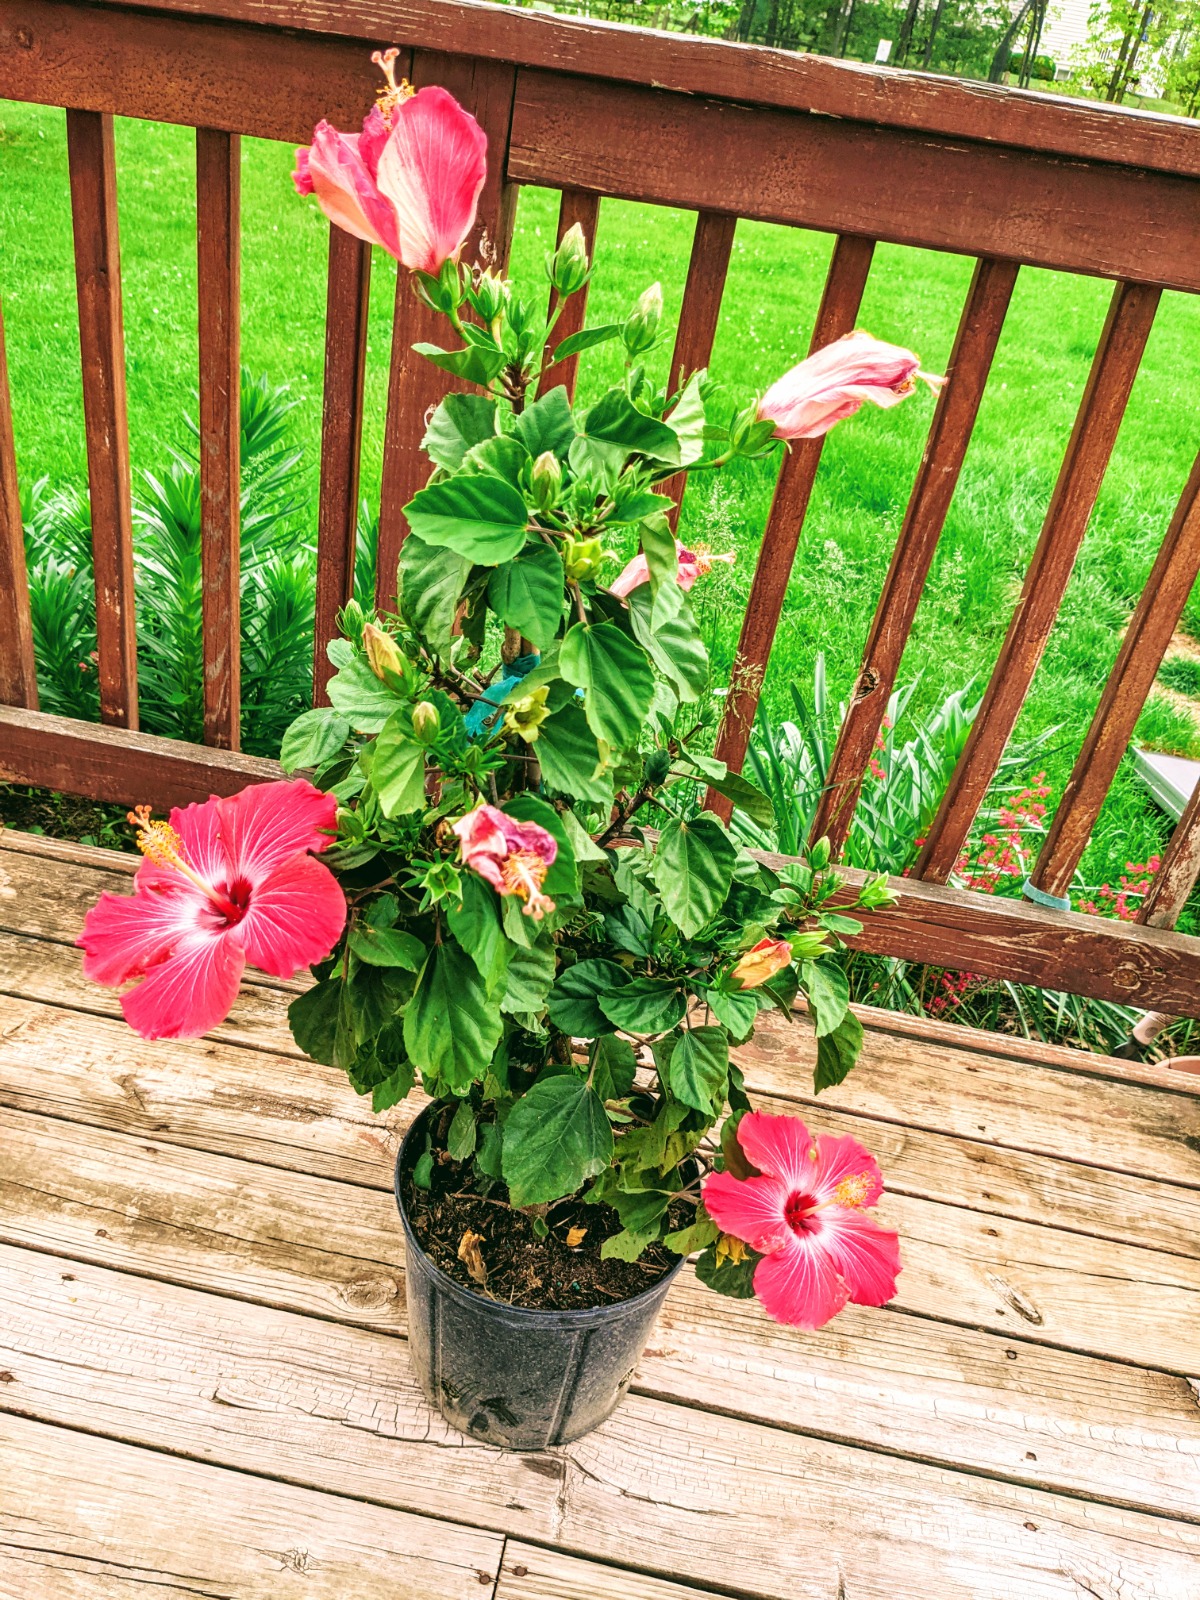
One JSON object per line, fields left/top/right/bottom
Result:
{"left": 401, "top": 1107, "right": 692, "bottom": 1311}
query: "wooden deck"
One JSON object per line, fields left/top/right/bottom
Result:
{"left": 1, "top": 826, "right": 1199, "bottom": 1598}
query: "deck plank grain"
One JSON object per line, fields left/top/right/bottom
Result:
{"left": 0, "top": 1411, "right": 504, "bottom": 1599}
{"left": 2, "top": 1246, "right": 1199, "bottom": 1599}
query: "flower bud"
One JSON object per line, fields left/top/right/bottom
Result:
{"left": 547, "top": 222, "right": 591, "bottom": 297}
{"left": 729, "top": 937, "right": 792, "bottom": 991}
{"left": 469, "top": 268, "right": 508, "bottom": 323}
{"left": 622, "top": 282, "right": 663, "bottom": 357}
{"left": 339, "top": 597, "right": 366, "bottom": 646}
{"left": 809, "top": 835, "right": 832, "bottom": 871}
{"left": 729, "top": 400, "right": 780, "bottom": 460}
{"left": 788, "top": 929, "right": 832, "bottom": 960}
{"left": 563, "top": 533, "right": 605, "bottom": 585}
{"left": 530, "top": 450, "right": 563, "bottom": 513}
{"left": 412, "top": 700, "right": 441, "bottom": 744}
{"left": 362, "top": 623, "right": 403, "bottom": 683}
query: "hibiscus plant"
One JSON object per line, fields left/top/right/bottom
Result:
{"left": 81, "top": 58, "right": 940, "bottom": 1327}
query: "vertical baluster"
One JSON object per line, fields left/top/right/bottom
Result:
{"left": 377, "top": 55, "right": 518, "bottom": 612}
{"left": 706, "top": 233, "right": 875, "bottom": 819}
{"left": 808, "top": 257, "right": 1020, "bottom": 856}
{"left": 314, "top": 227, "right": 372, "bottom": 706}
{"left": 196, "top": 127, "right": 241, "bottom": 750}
{"left": 0, "top": 295, "right": 37, "bottom": 709}
{"left": 1029, "top": 448, "right": 1200, "bottom": 903}
{"left": 659, "top": 210, "right": 737, "bottom": 523}
{"left": 66, "top": 109, "right": 137, "bottom": 730}
{"left": 1139, "top": 775, "right": 1200, "bottom": 929}
{"left": 537, "top": 188, "right": 602, "bottom": 402}
{"left": 913, "top": 279, "right": 1161, "bottom": 882}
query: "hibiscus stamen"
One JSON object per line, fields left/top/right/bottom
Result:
{"left": 500, "top": 849, "right": 556, "bottom": 920}
{"left": 127, "top": 805, "right": 236, "bottom": 916}
{"left": 371, "top": 47, "right": 414, "bottom": 123}
{"left": 833, "top": 1172, "right": 874, "bottom": 1209}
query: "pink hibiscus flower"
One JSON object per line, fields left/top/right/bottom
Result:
{"left": 703, "top": 1110, "right": 900, "bottom": 1329}
{"left": 453, "top": 803, "right": 557, "bottom": 920}
{"left": 78, "top": 781, "right": 346, "bottom": 1041}
{"left": 758, "top": 330, "right": 943, "bottom": 441}
{"left": 729, "top": 936, "right": 792, "bottom": 990}
{"left": 294, "top": 53, "right": 487, "bottom": 276}
{"left": 609, "top": 539, "right": 735, "bottom": 600}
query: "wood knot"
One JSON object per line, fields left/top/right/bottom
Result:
{"left": 985, "top": 1272, "right": 1043, "bottom": 1325}
{"left": 337, "top": 1275, "right": 400, "bottom": 1310}
{"left": 852, "top": 668, "right": 881, "bottom": 702}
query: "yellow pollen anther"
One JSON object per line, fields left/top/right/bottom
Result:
{"left": 371, "top": 47, "right": 414, "bottom": 122}
{"left": 834, "top": 1172, "right": 873, "bottom": 1209}
{"left": 128, "top": 806, "right": 185, "bottom": 870}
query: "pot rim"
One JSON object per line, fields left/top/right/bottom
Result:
{"left": 394, "top": 1100, "right": 689, "bottom": 1326}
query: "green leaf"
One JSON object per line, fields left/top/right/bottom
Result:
{"left": 600, "top": 1228, "right": 656, "bottom": 1262}
{"left": 627, "top": 581, "right": 709, "bottom": 704}
{"left": 650, "top": 814, "right": 738, "bottom": 938}
{"left": 502, "top": 938, "right": 557, "bottom": 1017}
{"left": 448, "top": 1100, "right": 478, "bottom": 1162}
{"left": 487, "top": 544, "right": 565, "bottom": 651}
{"left": 413, "top": 339, "right": 506, "bottom": 386}
{"left": 801, "top": 958, "right": 851, "bottom": 1039}
{"left": 664, "top": 1214, "right": 719, "bottom": 1255}
{"left": 695, "top": 1244, "right": 760, "bottom": 1298}
{"left": 447, "top": 875, "right": 509, "bottom": 992}
{"left": 512, "top": 385, "right": 576, "bottom": 458}
{"left": 681, "top": 752, "right": 775, "bottom": 829}
{"left": 561, "top": 806, "right": 610, "bottom": 865}
{"left": 326, "top": 655, "right": 399, "bottom": 734}
{"left": 637, "top": 516, "right": 680, "bottom": 624}
{"left": 560, "top": 622, "right": 655, "bottom": 753}
{"left": 501, "top": 1075, "right": 613, "bottom": 1206}
{"left": 589, "top": 1033, "right": 637, "bottom": 1101}
{"left": 536, "top": 703, "right": 614, "bottom": 804}
{"left": 814, "top": 1009, "right": 864, "bottom": 1093}
{"left": 460, "top": 434, "right": 529, "bottom": 486}
{"left": 372, "top": 1060, "right": 416, "bottom": 1113}
{"left": 820, "top": 911, "right": 865, "bottom": 937}
{"left": 404, "top": 472, "right": 529, "bottom": 564}
{"left": 372, "top": 711, "right": 427, "bottom": 819}
{"left": 503, "top": 793, "right": 578, "bottom": 899}
{"left": 666, "top": 370, "right": 707, "bottom": 467}
{"left": 397, "top": 535, "right": 471, "bottom": 657}
{"left": 404, "top": 942, "right": 504, "bottom": 1093}
{"left": 599, "top": 978, "right": 685, "bottom": 1035}
{"left": 280, "top": 707, "right": 349, "bottom": 774}
{"left": 548, "top": 958, "right": 629, "bottom": 1036}
{"left": 422, "top": 392, "right": 498, "bottom": 471}
{"left": 476, "top": 1119, "right": 504, "bottom": 1179}
{"left": 581, "top": 389, "right": 681, "bottom": 471}
{"left": 349, "top": 925, "right": 425, "bottom": 970}
{"left": 702, "top": 985, "right": 758, "bottom": 1041}
{"left": 553, "top": 324, "right": 620, "bottom": 360}
{"left": 667, "top": 1026, "right": 729, "bottom": 1113}
{"left": 288, "top": 978, "right": 341, "bottom": 1068}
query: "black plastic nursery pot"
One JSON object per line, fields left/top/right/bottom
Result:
{"left": 394, "top": 1102, "right": 687, "bottom": 1450}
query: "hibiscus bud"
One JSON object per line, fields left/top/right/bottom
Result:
{"left": 730, "top": 937, "right": 793, "bottom": 990}
{"left": 339, "top": 597, "right": 366, "bottom": 646}
{"left": 644, "top": 746, "right": 671, "bottom": 788}
{"left": 622, "top": 282, "right": 663, "bottom": 357}
{"left": 857, "top": 871, "right": 897, "bottom": 909}
{"left": 502, "top": 685, "right": 551, "bottom": 742}
{"left": 363, "top": 623, "right": 403, "bottom": 683}
{"left": 809, "top": 835, "right": 831, "bottom": 871}
{"left": 469, "top": 267, "right": 508, "bottom": 323}
{"left": 563, "top": 533, "right": 604, "bottom": 584}
{"left": 729, "top": 399, "right": 780, "bottom": 460}
{"left": 547, "top": 222, "right": 591, "bottom": 297}
{"left": 412, "top": 700, "right": 441, "bottom": 744}
{"left": 530, "top": 450, "right": 563, "bottom": 512}
{"left": 789, "top": 929, "right": 832, "bottom": 960}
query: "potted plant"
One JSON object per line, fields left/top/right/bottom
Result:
{"left": 79, "top": 55, "right": 942, "bottom": 1450}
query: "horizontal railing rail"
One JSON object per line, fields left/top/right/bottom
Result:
{"left": 3, "top": 0, "right": 1200, "bottom": 1014}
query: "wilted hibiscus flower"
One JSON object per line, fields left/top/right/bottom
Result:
{"left": 758, "top": 330, "right": 943, "bottom": 440}
{"left": 609, "top": 539, "right": 735, "bottom": 600}
{"left": 453, "top": 803, "right": 557, "bottom": 920}
{"left": 703, "top": 1110, "right": 900, "bottom": 1328}
{"left": 294, "top": 49, "right": 487, "bottom": 275}
{"left": 78, "top": 780, "right": 346, "bottom": 1040}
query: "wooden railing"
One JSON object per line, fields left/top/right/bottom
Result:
{"left": 3, "top": 0, "right": 1200, "bottom": 1012}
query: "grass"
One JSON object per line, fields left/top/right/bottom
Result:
{"left": 4, "top": 97, "right": 1200, "bottom": 905}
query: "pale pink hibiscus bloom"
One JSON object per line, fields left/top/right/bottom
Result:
{"left": 729, "top": 936, "right": 792, "bottom": 990}
{"left": 758, "top": 330, "right": 943, "bottom": 441}
{"left": 294, "top": 54, "right": 487, "bottom": 275}
{"left": 703, "top": 1110, "right": 900, "bottom": 1329}
{"left": 453, "top": 803, "right": 558, "bottom": 920}
{"left": 609, "top": 539, "right": 735, "bottom": 600}
{"left": 78, "top": 781, "right": 346, "bottom": 1041}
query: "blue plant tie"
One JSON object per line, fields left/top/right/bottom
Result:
{"left": 464, "top": 652, "right": 541, "bottom": 739}
{"left": 1021, "top": 877, "right": 1072, "bottom": 912}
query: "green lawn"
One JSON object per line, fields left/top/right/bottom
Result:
{"left": 4, "top": 97, "right": 1200, "bottom": 899}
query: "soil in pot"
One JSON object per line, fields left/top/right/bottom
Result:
{"left": 399, "top": 1103, "right": 693, "bottom": 1311}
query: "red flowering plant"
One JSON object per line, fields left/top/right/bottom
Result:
{"left": 79, "top": 60, "right": 943, "bottom": 1329}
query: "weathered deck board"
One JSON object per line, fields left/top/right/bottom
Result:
{"left": 3, "top": 1246, "right": 1199, "bottom": 1599}
{"left": 0, "top": 1412, "right": 504, "bottom": 1598}
{"left": 496, "top": 1546, "right": 726, "bottom": 1600}
{"left": 2, "top": 1106, "right": 1197, "bottom": 1519}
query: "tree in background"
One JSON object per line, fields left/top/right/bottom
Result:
{"left": 1070, "top": 0, "right": 1192, "bottom": 103}
{"left": 1165, "top": 3, "right": 1200, "bottom": 109}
